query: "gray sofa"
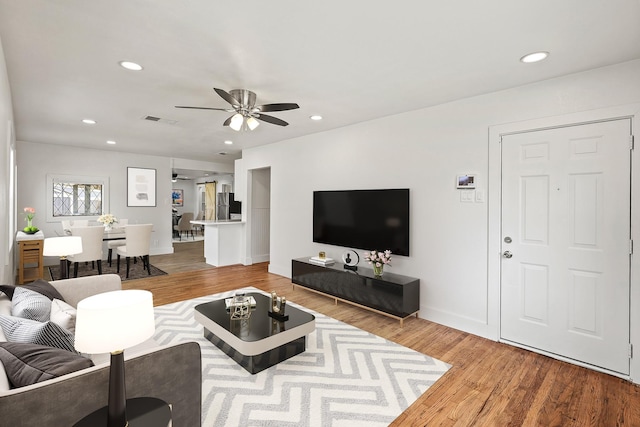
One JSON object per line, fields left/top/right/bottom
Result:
{"left": 0, "top": 274, "right": 202, "bottom": 426}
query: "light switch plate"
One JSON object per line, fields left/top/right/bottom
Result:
{"left": 475, "top": 189, "right": 485, "bottom": 203}
{"left": 460, "top": 190, "right": 475, "bottom": 202}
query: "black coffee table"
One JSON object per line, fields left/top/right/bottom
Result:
{"left": 194, "top": 292, "right": 315, "bottom": 374}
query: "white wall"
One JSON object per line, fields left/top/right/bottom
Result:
{"left": 16, "top": 141, "right": 175, "bottom": 258}
{"left": 240, "top": 60, "right": 640, "bottom": 342}
{"left": 0, "top": 36, "right": 15, "bottom": 284}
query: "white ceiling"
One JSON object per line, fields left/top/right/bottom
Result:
{"left": 1, "top": 1, "right": 639, "bottom": 165}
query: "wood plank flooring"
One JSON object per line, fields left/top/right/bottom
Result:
{"left": 132, "top": 242, "right": 640, "bottom": 426}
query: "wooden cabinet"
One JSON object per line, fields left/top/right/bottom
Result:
{"left": 18, "top": 237, "right": 44, "bottom": 284}
{"left": 291, "top": 257, "right": 420, "bottom": 326}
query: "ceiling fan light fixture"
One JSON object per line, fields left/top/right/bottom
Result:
{"left": 246, "top": 116, "right": 260, "bottom": 130}
{"left": 230, "top": 113, "right": 244, "bottom": 131}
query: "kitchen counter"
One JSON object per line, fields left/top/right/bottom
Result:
{"left": 191, "top": 220, "right": 243, "bottom": 226}
{"left": 190, "top": 220, "right": 245, "bottom": 266}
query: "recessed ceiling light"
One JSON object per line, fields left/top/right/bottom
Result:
{"left": 310, "top": 115, "right": 323, "bottom": 121}
{"left": 119, "top": 61, "right": 143, "bottom": 71}
{"left": 82, "top": 119, "right": 96, "bottom": 125}
{"left": 106, "top": 140, "right": 117, "bottom": 145}
{"left": 224, "top": 140, "right": 233, "bottom": 145}
{"left": 520, "top": 51, "right": 549, "bottom": 63}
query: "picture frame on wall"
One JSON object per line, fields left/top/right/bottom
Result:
{"left": 127, "top": 167, "right": 157, "bottom": 207}
{"left": 172, "top": 189, "right": 184, "bottom": 207}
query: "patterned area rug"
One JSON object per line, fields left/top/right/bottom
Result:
{"left": 47, "top": 260, "right": 167, "bottom": 282}
{"left": 153, "top": 288, "right": 451, "bottom": 426}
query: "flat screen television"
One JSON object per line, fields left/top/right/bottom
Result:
{"left": 313, "top": 188, "right": 410, "bottom": 256}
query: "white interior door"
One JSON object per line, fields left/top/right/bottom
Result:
{"left": 500, "top": 119, "right": 631, "bottom": 375}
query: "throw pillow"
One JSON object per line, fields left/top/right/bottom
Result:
{"left": 0, "top": 315, "right": 77, "bottom": 353}
{"left": 50, "top": 299, "right": 77, "bottom": 334}
{"left": 11, "top": 287, "right": 52, "bottom": 322}
{"left": 0, "top": 342, "right": 93, "bottom": 388}
{"left": 0, "top": 279, "right": 65, "bottom": 302}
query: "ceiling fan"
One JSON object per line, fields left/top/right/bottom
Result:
{"left": 172, "top": 173, "right": 191, "bottom": 182}
{"left": 176, "top": 88, "right": 300, "bottom": 131}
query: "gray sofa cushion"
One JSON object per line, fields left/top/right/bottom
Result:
{"left": 0, "top": 342, "right": 93, "bottom": 388}
{"left": 0, "top": 280, "right": 65, "bottom": 302}
{"left": 0, "top": 316, "right": 76, "bottom": 353}
{"left": 11, "top": 288, "right": 52, "bottom": 322}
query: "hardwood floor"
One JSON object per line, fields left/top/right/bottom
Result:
{"left": 130, "top": 244, "right": 640, "bottom": 426}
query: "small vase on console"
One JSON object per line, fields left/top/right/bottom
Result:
{"left": 373, "top": 264, "right": 384, "bottom": 277}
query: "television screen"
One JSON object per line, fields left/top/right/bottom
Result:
{"left": 313, "top": 189, "right": 410, "bottom": 256}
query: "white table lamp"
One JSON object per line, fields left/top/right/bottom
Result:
{"left": 75, "top": 290, "right": 155, "bottom": 427}
{"left": 43, "top": 236, "right": 83, "bottom": 279}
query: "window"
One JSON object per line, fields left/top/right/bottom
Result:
{"left": 52, "top": 182, "right": 103, "bottom": 216}
{"left": 46, "top": 174, "right": 110, "bottom": 222}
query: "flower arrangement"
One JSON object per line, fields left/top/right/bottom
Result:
{"left": 97, "top": 213, "right": 118, "bottom": 226}
{"left": 363, "top": 250, "right": 392, "bottom": 276}
{"left": 22, "top": 207, "right": 38, "bottom": 233}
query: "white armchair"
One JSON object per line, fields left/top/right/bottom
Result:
{"left": 61, "top": 219, "right": 89, "bottom": 235}
{"left": 107, "top": 219, "right": 128, "bottom": 266}
{"left": 116, "top": 224, "right": 153, "bottom": 278}
{"left": 67, "top": 226, "right": 104, "bottom": 277}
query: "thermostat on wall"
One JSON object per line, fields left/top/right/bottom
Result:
{"left": 456, "top": 174, "right": 476, "bottom": 189}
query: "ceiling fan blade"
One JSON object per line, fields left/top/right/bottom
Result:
{"left": 255, "top": 113, "right": 289, "bottom": 126}
{"left": 256, "top": 103, "right": 300, "bottom": 112}
{"left": 175, "top": 106, "right": 231, "bottom": 111}
{"left": 223, "top": 115, "right": 233, "bottom": 126}
{"left": 214, "top": 88, "right": 241, "bottom": 107}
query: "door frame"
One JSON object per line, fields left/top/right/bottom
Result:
{"left": 488, "top": 103, "right": 640, "bottom": 382}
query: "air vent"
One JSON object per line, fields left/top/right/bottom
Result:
{"left": 142, "top": 115, "right": 177, "bottom": 125}
{"left": 218, "top": 152, "right": 227, "bottom": 156}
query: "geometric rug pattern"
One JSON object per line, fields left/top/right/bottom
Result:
{"left": 153, "top": 288, "right": 451, "bottom": 427}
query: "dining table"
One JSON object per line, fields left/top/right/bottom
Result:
{"left": 102, "top": 226, "right": 126, "bottom": 241}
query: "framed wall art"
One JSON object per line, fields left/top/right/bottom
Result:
{"left": 172, "top": 189, "right": 184, "bottom": 207}
{"left": 127, "top": 167, "right": 157, "bottom": 207}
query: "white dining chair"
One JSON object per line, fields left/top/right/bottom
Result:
{"left": 107, "top": 219, "right": 128, "bottom": 266}
{"left": 116, "top": 224, "right": 153, "bottom": 278}
{"left": 67, "top": 226, "right": 104, "bottom": 277}
{"left": 61, "top": 219, "right": 89, "bottom": 235}
{"left": 173, "top": 212, "right": 194, "bottom": 240}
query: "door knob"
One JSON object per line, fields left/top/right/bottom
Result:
{"left": 503, "top": 251, "right": 513, "bottom": 259}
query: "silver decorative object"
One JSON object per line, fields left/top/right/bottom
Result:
{"left": 271, "top": 291, "right": 286, "bottom": 316}
{"left": 230, "top": 294, "right": 251, "bottom": 320}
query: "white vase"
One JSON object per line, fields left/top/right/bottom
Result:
{"left": 104, "top": 224, "right": 112, "bottom": 231}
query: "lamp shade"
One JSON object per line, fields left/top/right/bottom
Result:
{"left": 43, "top": 236, "right": 83, "bottom": 257}
{"left": 246, "top": 116, "right": 260, "bottom": 130}
{"left": 75, "top": 290, "right": 155, "bottom": 354}
{"left": 229, "top": 113, "right": 244, "bottom": 131}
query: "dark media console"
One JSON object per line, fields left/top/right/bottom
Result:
{"left": 291, "top": 257, "right": 420, "bottom": 326}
